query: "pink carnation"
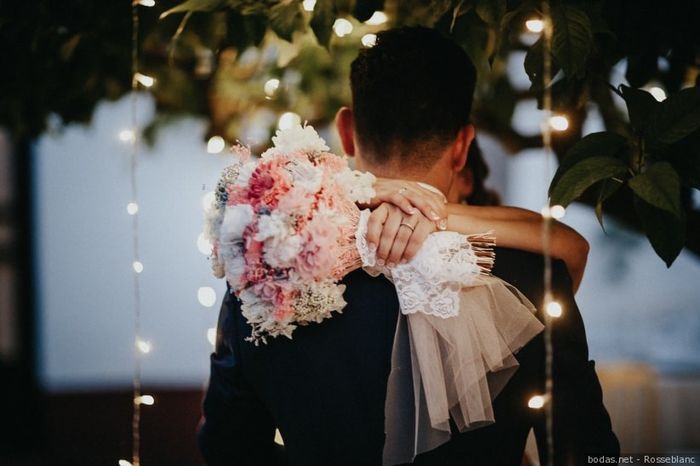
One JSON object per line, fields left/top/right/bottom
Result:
{"left": 296, "top": 216, "right": 340, "bottom": 279}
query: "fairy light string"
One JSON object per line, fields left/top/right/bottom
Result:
{"left": 540, "top": 2, "right": 556, "bottom": 466}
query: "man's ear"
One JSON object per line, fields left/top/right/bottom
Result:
{"left": 451, "top": 124, "right": 474, "bottom": 172}
{"left": 335, "top": 106, "right": 355, "bottom": 156}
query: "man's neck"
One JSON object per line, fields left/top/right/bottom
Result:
{"left": 360, "top": 159, "right": 450, "bottom": 195}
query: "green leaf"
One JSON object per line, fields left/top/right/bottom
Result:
{"left": 634, "top": 195, "right": 685, "bottom": 267}
{"left": 628, "top": 162, "right": 681, "bottom": 217}
{"left": 475, "top": 0, "right": 505, "bottom": 27}
{"left": 160, "top": 0, "right": 226, "bottom": 19}
{"left": 650, "top": 86, "right": 700, "bottom": 145}
{"left": 594, "top": 178, "right": 623, "bottom": 230}
{"left": 620, "top": 85, "right": 660, "bottom": 136}
{"left": 269, "top": 0, "right": 306, "bottom": 42}
{"left": 551, "top": 4, "right": 593, "bottom": 79}
{"left": 549, "top": 156, "right": 629, "bottom": 207}
{"left": 550, "top": 131, "right": 629, "bottom": 189}
{"left": 310, "top": 0, "right": 334, "bottom": 48}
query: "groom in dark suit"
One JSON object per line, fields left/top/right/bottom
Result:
{"left": 198, "top": 26, "right": 619, "bottom": 466}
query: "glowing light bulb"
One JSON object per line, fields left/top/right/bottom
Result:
{"left": 274, "top": 429, "right": 285, "bottom": 445}
{"left": 207, "top": 328, "right": 217, "bottom": 346}
{"left": 264, "top": 78, "right": 281, "bottom": 97}
{"left": 138, "top": 0, "right": 155, "bottom": 6}
{"left": 197, "top": 233, "right": 213, "bottom": 255}
{"left": 207, "top": 136, "right": 226, "bottom": 154}
{"left": 118, "top": 460, "right": 133, "bottom": 466}
{"left": 361, "top": 33, "right": 377, "bottom": 47}
{"left": 550, "top": 205, "right": 566, "bottom": 219}
{"left": 302, "top": 0, "right": 316, "bottom": 12}
{"left": 546, "top": 301, "right": 563, "bottom": 318}
{"left": 136, "top": 339, "right": 152, "bottom": 354}
{"left": 119, "top": 129, "right": 136, "bottom": 143}
{"left": 134, "top": 72, "right": 155, "bottom": 88}
{"left": 649, "top": 86, "right": 666, "bottom": 102}
{"left": 365, "top": 11, "right": 388, "bottom": 25}
{"left": 198, "top": 287, "right": 217, "bottom": 307}
{"left": 278, "top": 112, "right": 301, "bottom": 130}
{"left": 127, "top": 202, "right": 139, "bottom": 215}
{"left": 549, "top": 115, "right": 569, "bottom": 131}
{"left": 132, "top": 261, "right": 144, "bottom": 274}
{"left": 135, "top": 395, "right": 155, "bottom": 406}
{"left": 333, "top": 18, "right": 353, "bottom": 38}
{"left": 528, "top": 395, "right": 546, "bottom": 409}
{"left": 525, "top": 18, "right": 544, "bottom": 33}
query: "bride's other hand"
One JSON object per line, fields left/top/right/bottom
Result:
{"left": 366, "top": 202, "right": 436, "bottom": 266}
{"left": 361, "top": 178, "right": 448, "bottom": 228}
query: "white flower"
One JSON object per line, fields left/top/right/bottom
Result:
{"left": 288, "top": 160, "right": 322, "bottom": 194}
{"left": 220, "top": 204, "right": 254, "bottom": 243}
{"left": 237, "top": 161, "right": 257, "bottom": 185}
{"left": 224, "top": 254, "right": 246, "bottom": 288}
{"left": 264, "top": 234, "right": 302, "bottom": 268}
{"left": 271, "top": 124, "right": 330, "bottom": 154}
{"left": 336, "top": 169, "right": 376, "bottom": 203}
{"left": 255, "top": 211, "right": 291, "bottom": 242}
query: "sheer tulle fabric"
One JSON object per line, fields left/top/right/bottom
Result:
{"left": 354, "top": 210, "right": 544, "bottom": 465}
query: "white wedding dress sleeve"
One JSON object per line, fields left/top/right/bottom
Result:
{"left": 355, "top": 209, "right": 545, "bottom": 465}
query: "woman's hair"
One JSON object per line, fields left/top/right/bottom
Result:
{"left": 463, "top": 138, "right": 502, "bottom": 206}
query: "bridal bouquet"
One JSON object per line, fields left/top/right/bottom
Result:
{"left": 204, "top": 124, "right": 376, "bottom": 343}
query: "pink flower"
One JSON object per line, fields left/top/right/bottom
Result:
{"left": 296, "top": 216, "right": 340, "bottom": 279}
{"left": 226, "top": 185, "right": 249, "bottom": 206}
{"left": 277, "top": 187, "right": 315, "bottom": 216}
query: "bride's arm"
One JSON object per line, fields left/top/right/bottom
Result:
{"left": 446, "top": 204, "right": 589, "bottom": 292}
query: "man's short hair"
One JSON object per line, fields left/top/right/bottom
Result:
{"left": 350, "top": 26, "right": 477, "bottom": 167}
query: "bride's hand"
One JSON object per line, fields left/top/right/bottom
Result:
{"left": 361, "top": 178, "right": 448, "bottom": 229}
{"left": 366, "top": 202, "right": 437, "bottom": 266}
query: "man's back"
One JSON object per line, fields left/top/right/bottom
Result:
{"left": 199, "top": 247, "right": 618, "bottom": 466}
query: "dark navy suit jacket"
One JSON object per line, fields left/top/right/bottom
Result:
{"left": 198, "top": 248, "right": 619, "bottom": 466}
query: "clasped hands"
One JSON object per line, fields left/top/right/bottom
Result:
{"left": 360, "top": 178, "right": 449, "bottom": 267}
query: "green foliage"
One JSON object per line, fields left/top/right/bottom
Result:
{"left": 550, "top": 83, "right": 700, "bottom": 266}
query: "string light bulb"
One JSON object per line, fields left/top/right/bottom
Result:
{"left": 264, "top": 78, "right": 281, "bottom": 97}
{"left": 528, "top": 394, "right": 547, "bottom": 409}
{"left": 119, "top": 129, "right": 136, "bottom": 143}
{"left": 132, "top": 261, "right": 144, "bottom": 274}
{"left": 135, "top": 395, "right": 155, "bottom": 406}
{"left": 302, "top": 0, "right": 316, "bottom": 12}
{"left": 118, "top": 460, "right": 133, "bottom": 466}
{"left": 546, "top": 301, "right": 563, "bottom": 318}
{"left": 127, "top": 202, "right": 139, "bottom": 215}
{"left": 550, "top": 205, "right": 566, "bottom": 219}
{"left": 365, "top": 11, "right": 388, "bottom": 25}
{"left": 278, "top": 112, "right": 302, "bottom": 130}
{"left": 548, "top": 115, "right": 569, "bottom": 131}
{"left": 525, "top": 18, "right": 545, "bottom": 33}
{"left": 197, "top": 233, "right": 213, "bottom": 255}
{"left": 136, "top": 339, "right": 152, "bottom": 354}
{"left": 207, "top": 136, "right": 226, "bottom": 154}
{"left": 361, "top": 34, "right": 377, "bottom": 47}
{"left": 134, "top": 72, "right": 155, "bottom": 88}
{"left": 207, "top": 328, "right": 217, "bottom": 346}
{"left": 333, "top": 18, "right": 353, "bottom": 38}
{"left": 138, "top": 0, "right": 155, "bottom": 6}
{"left": 198, "top": 286, "right": 217, "bottom": 307}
